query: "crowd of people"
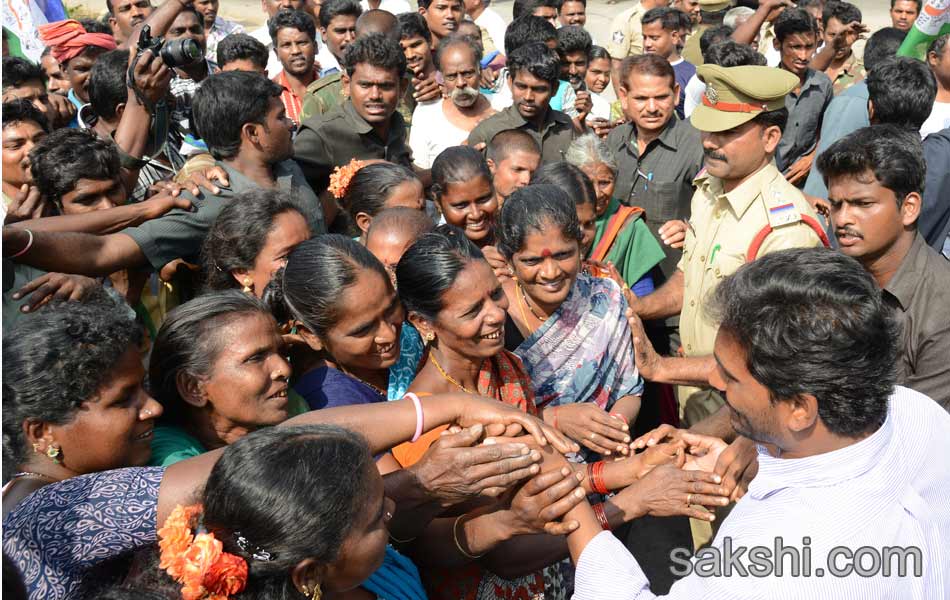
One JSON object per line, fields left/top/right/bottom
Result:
{"left": 1, "top": 0, "right": 949, "bottom": 598}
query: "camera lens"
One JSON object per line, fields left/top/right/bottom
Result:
{"left": 160, "top": 38, "right": 202, "bottom": 67}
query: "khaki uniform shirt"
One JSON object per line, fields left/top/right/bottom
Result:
{"left": 607, "top": 4, "right": 648, "bottom": 59}
{"left": 681, "top": 24, "right": 710, "bottom": 66}
{"left": 678, "top": 162, "right": 824, "bottom": 356}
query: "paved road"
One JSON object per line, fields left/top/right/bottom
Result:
{"left": 81, "top": 0, "right": 893, "bottom": 35}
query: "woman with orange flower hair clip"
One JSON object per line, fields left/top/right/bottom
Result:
{"left": 3, "top": 283, "right": 584, "bottom": 600}
{"left": 328, "top": 159, "right": 426, "bottom": 241}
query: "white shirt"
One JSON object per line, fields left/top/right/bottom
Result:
{"left": 590, "top": 91, "right": 611, "bottom": 121}
{"left": 408, "top": 99, "right": 474, "bottom": 168}
{"left": 921, "top": 101, "right": 950, "bottom": 140}
{"left": 573, "top": 386, "right": 950, "bottom": 600}
{"left": 683, "top": 73, "right": 705, "bottom": 118}
{"left": 474, "top": 7, "right": 509, "bottom": 56}
{"left": 250, "top": 25, "right": 286, "bottom": 78}
{"left": 316, "top": 43, "right": 342, "bottom": 76}
{"left": 360, "top": 0, "right": 412, "bottom": 13}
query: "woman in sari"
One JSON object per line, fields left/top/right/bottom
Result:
{"left": 267, "top": 236, "right": 406, "bottom": 411}
{"left": 565, "top": 134, "right": 666, "bottom": 297}
{"left": 499, "top": 185, "right": 643, "bottom": 460}
{"left": 3, "top": 287, "right": 583, "bottom": 600}
{"left": 392, "top": 226, "right": 687, "bottom": 600}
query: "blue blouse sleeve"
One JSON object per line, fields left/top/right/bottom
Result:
{"left": 2, "top": 466, "right": 165, "bottom": 600}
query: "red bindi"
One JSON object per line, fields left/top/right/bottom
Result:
{"left": 541, "top": 249, "right": 552, "bottom": 258}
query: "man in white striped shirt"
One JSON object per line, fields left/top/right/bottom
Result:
{"left": 569, "top": 247, "right": 950, "bottom": 599}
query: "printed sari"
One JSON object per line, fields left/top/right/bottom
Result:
{"left": 513, "top": 272, "right": 643, "bottom": 414}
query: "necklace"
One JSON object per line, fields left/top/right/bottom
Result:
{"left": 429, "top": 351, "right": 479, "bottom": 395}
{"left": 517, "top": 282, "right": 548, "bottom": 323}
{"left": 340, "top": 368, "right": 387, "bottom": 397}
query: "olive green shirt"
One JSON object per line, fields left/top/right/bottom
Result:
{"left": 299, "top": 71, "right": 418, "bottom": 132}
{"left": 883, "top": 232, "right": 950, "bottom": 411}
{"left": 294, "top": 99, "right": 413, "bottom": 193}
{"left": 466, "top": 104, "right": 576, "bottom": 163}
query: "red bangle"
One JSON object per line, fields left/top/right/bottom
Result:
{"left": 609, "top": 412, "right": 628, "bottom": 425}
{"left": 590, "top": 461, "right": 609, "bottom": 495}
{"left": 593, "top": 503, "right": 610, "bottom": 530}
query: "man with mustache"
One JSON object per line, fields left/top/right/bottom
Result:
{"left": 625, "top": 67, "right": 826, "bottom": 551}
{"left": 106, "top": 0, "right": 154, "bottom": 45}
{"left": 270, "top": 10, "right": 320, "bottom": 125}
{"left": 575, "top": 246, "right": 950, "bottom": 599}
{"left": 817, "top": 124, "right": 950, "bottom": 410}
{"left": 467, "top": 42, "right": 576, "bottom": 163}
{"left": 409, "top": 34, "right": 496, "bottom": 168}
{"left": 606, "top": 54, "right": 703, "bottom": 355}
{"left": 771, "top": 8, "right": 833, "bottom": 187}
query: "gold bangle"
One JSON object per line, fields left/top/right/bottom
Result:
{"left": 453, "top": 514, "right": 486, "bottom": 559}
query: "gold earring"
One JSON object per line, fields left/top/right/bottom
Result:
{"left": 424, "top": 332, "right": 435, "bottom": 343}
{"left": 242, "top": 277, "right": 253, "bottom": 294}
{"left": 46, "top": 444, "right": 62, "bottom": 464}
{"left": 305, "top": 584, "right": 322, "bottom": 600}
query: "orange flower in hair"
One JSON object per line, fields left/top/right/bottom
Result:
{"left": 159, "top": 504, "right": 202, "bottom": 578}
{"left": 328, "top": 158, "right": 367, "bottom": 199}
{"left": 158, "top": 504, "right": 248, "bottom": 600}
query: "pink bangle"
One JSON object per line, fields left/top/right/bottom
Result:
{"left": 406, "top": 393, "right": 424, "bottom": 442}
{"left": 11, "top": 229, "right": 33, "bottom": 258}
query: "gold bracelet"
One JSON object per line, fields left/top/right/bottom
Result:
{"left": 453, "top": 514, "right": 486, "bottom": 559}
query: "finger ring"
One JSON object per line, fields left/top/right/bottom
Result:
{"left": 686, "top": 493, "right": 692, "bottom": 506}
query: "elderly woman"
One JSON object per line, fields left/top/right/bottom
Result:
{"left": 2, "top": 289, "right": 580, "bottom": 600}
{"left": 565, "top": 134, "right": 666, "bottom": 297}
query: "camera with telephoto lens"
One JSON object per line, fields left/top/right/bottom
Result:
{"left": 136, "top": 24, "right": 202, "bottom": 68}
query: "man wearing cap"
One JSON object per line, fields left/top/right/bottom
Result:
{"left": 607, "top": 0, "right": 670, "bottom": 95}
{"left": 680, "top": 0, "right": 732, "bottom": 66}
{"left": 628, "top": 64, "right": 826, "bottom": 425}
{"left": 625, "top": 63, "right": 827, "bottom": 552}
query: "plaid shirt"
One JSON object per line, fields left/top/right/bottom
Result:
{"left": 204, "top": 16, "right": 244, "bottom": 63}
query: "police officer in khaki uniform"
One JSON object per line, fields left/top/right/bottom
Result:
{"left": 630, "top": 63, "right": 826, "bottom": 423}
{"left": 680, "top": 0, "right": 733, "bottom": 66}
{"left": 628, "top": 63, "right": 827, "bottom": 550}
{"left": 606, "top": 0, "right": 670, "bottom": 94}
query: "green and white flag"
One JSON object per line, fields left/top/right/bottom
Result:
{"left": 2, "top": 0, "right": 70, "bottom": 61}
{"left": 898, "top": 0, "right": 950, "bottom": 60}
